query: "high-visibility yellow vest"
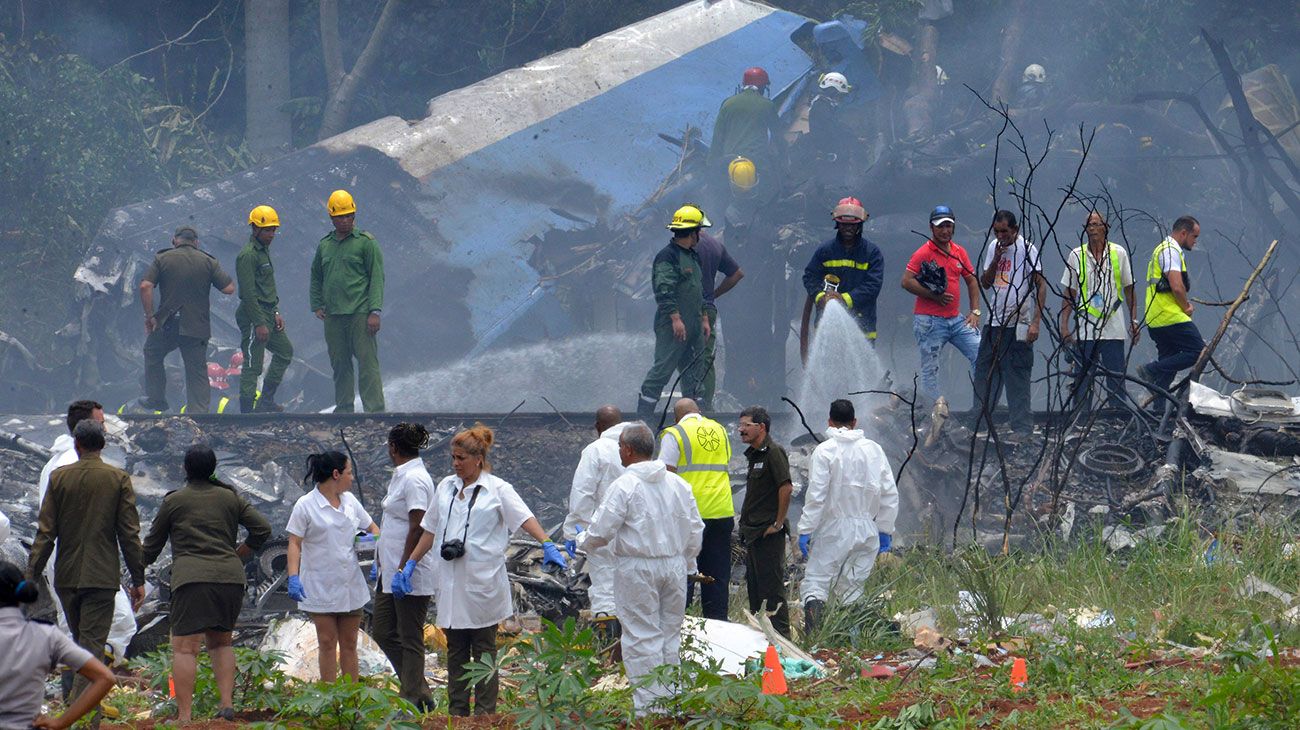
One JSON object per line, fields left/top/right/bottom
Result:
{"left": 662, "top": 416, "right": 734, "bottom": 519}
{"left": 1144, "top": 238, "right": 1190, "bottom": 329}
{"left": 1076, "top": 243, "right": 1122, "bottom": 318}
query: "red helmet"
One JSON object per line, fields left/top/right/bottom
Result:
{"left": 832, "top": 196, "right": 867, "bottom": 223}
{"left": 742, "top": 67, "right": 770, "bottom": 88}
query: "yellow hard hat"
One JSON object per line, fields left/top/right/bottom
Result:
{"left": 728, "top": 157, "right": 758, "bottom": 191}
{"left": 327, "top": 189, "right": 356, "bottom": 217}
{"left": 666, "top": 204, "right": 712, "bottom": 231}
{"left": 248, "top": 205, "right": 280, "bottom": 228}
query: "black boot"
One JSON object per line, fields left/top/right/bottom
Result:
{"left": 804, "top": 598, "right": 824, "bottom": 636}
{"left": 635, "top": 394, "right": 656, "bottom": 422}
{"left": 254, "top": 382, "right": 284, "bottom": 412}
{"left": 240, "top": 396, "right": 255, "bottom": 413}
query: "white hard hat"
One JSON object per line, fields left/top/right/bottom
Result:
{"left": 1023, "top": 64, "right": 1046, "bottom": 83}
{"left": 818, "top": 71, "right": 851, "bottom": 94}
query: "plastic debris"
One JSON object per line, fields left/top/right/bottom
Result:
{"left": 260, "top": 617, "right": 392, "bottom": 681}
{"left": 1239, "top": 574, "right": 1295, "bottom": 605}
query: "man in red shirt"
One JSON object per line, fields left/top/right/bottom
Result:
{"left": 900, "top": 206, "right": 982, "bottom": 400}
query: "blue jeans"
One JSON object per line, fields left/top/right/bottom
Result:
{"left": 1146, "top": 321, "right": 1204, "bottom": 393}
{"left": 1070, "top": 339, "right": 1126, "bottom": 411}
{"left": 913, "top": 314, "right": 981, "bottom": 400}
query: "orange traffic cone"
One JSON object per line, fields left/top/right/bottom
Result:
{"left": 761, "top": 644, "right": 787, "bottom": 695}
{"left": 168, "top": 675, "right": 176, "bottom": 698}
{"left": 1009, "top": 657, "right": 1028, "bottom": 692}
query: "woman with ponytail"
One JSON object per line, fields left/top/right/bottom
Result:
{"left": 285, "top": 450, "right": 379, "bottom": 682}
{"left": 401, "top": 423, "right": 567, "bottom": 716}
{"left": 0, "top": 561, "right": 115, "bottom": 729}
{"left": 141, "top": 444, "right": 273, "bottom": 722}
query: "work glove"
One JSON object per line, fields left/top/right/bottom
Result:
{"left": 369, "top": 562, "right": 379, "bottom": 582}
{"left": 542, "top": 541, "right": 568, "bottom": 570}
{"left": 878, "top": 533, "right": 893, "bottom": 553}
{"left": 564, "top": 525, "right": 583, "bottom": 558}
{"left": 799, "top": 534, "right": 811, "bottom": 559}
{"left": 286, "top": 575, "right": 307, "bottom": 602}
{"left": 391, "top": 571, "right": 411, "bottom": 599}
{"left": 392, "top": 559, "right": 418, "bottom": 599}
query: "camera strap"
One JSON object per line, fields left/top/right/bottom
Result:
{"left": 445, "top": 483, "right": 483, "bottom": 544}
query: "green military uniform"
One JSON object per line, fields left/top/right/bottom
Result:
{"left": 29, "top": 455, "right": 144, "bottom": 700}
{"left": 142, "top": 479, "right": 272, "bottom": 587}
{"left": 236, "top": 235, "right": 294, "bottom": 411}
{"left": 708, "top": 88, "right": 782, "bottom": 200}
{"left": 310, "top": 229, "right": 385, "bottom": 412}
{"left": 637, "top": 240, "right": 706, "bottom": 419}
{"left": 141, "top": 241, "right": 233, "bottom": 413}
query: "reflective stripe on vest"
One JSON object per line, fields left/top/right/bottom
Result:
{"left": 1144, "top": 239, "right": 1189, "bottom": 328}
{"left": 822, "top": 258, "right": 871, "bottom": 270}
{"left": 1078, "top": 243, "right": 1122, "bottom": 318}
{"left": 663, "top": 418, "right": 733, "bottom": 519}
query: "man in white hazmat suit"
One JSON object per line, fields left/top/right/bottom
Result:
{"left": 797, "top": 398, "right": 899, "bottom": 633}
{"left": 37, "top": 400, "right": 138, "bottom": 670}
{"left": 581, "top": 422, "right": 704, "bottom": 716}
{"left": 562, "top": 405, "right": 630, "bottom": 627}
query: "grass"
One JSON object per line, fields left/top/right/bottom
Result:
{"left": 89, "top": 518, "right": 1298, "bottom": 728}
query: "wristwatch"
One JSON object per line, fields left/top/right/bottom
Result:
{"left": 971, "top": 309, "right": 982, "bottom": 317}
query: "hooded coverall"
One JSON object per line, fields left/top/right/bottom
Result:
{"left": 563, "top": 421, "right": 631, "bottom": 615}
{"left": 798, "top": 427, "right": 899, "bottom": 604}
{"left": 582, "top": 459, "right": 704, "bottom": 716}
{"left": 309, "top": 229, "right": 385, "bottom": 412}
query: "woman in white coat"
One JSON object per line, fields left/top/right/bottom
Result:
{"left": 285, "top": 451, "right": 379, "bottom": 682}
{"left": 400, "top": 424, "right": 567, "bottom": 716}
{"left": 371, "top": 423, "right": 437, "bottom": 710}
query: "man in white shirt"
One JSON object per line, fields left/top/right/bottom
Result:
{"left": 1137, "top": 215, "right": 1204, "bottom": 397}
{"left": 1060, "top": 211, "right": 1139, "bottom": 411}
{"left": 35, "top": 400, "right": 138, "bottom": 671}
{"left": 797, "top": 399, "right": 899, "bottom": 633}
{"left": 971, "top": 210, "right": 1045, "bottom": 437}
{"left": 563, "top": 406, "right": 630, "bottom": 624}
{"left": 582, "top": 423, "right": 704, "bottom": 716}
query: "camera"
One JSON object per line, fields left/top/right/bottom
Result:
{"left": 440, "top": 539, "right": 466, "bottom": 561}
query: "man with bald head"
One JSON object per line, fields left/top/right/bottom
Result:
{"left": 563, "top": 405, "right": 632, "bottom": 625}
{"left": 658, "top": 398, "right": 734, "bottom": 620}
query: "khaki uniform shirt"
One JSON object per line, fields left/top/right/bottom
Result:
{"left": 309, "top": 230, "right": 385, "bottom": 315}
{"left": 141, "top": 242, "right": 234, "bottom": 339}
{"left": 142, "top": 480, "right": 273, "bottom": 590}
{"left": 235, "top": 236, "right": 279, "bottom": 328}
{"left": 29, "top": 455, "right": 145, "bottom": 589}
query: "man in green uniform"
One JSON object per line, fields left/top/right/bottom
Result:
{"left": 708, "top": 67, "right": 784, "bottom": 205}
{"left": 29, "top": 419, "right": 145, "bottom": 708}
{"left": 139, "top": 226, "right": 236, "bottom": 413}
{"left": 236, "top": 205, "right": 294, "bottom": 413}
{"left": 737, "top": 405, "right": 792, "bottom": 637}
{"left": 310, "top": 189, "right": 385, "bottom": 413}
{"left": 636, "top": 205, "right": 712, "bottom": 421}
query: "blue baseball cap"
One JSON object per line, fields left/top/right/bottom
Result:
{"left": 929, "top": 205, "right": 955, "bottom": 225}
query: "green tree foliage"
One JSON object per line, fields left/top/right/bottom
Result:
{"left": 0, "top": 33, "right": 247, "bottom": 355}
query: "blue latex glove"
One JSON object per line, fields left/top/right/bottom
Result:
{"left": 391, "top": 570, "right": 411, "bottom": 599}
{"left": 798, "top": 534, "right": 811, "bottom": 559}
{"left": 392, "top": 559, "right": 417, "bottom": 598}
{"left": 564, "top": 539, "right": 577, "bottom": 558}
{"left": 286, "top": 575, "right": 307, "bottom": 602}
{"left": 878, "top": 533, "right": 893, "bottom": 553}
{"left": 369, "top": 562, "right": 379, "bottom": 582}
{"left": 542, "top": 541, "right": 568, "bottom": 570}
